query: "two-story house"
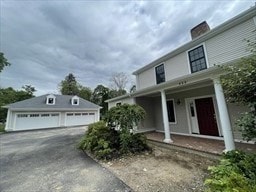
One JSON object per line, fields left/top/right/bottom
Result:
{"left": 106, "top": 6, "right": 256, "bottom": 151}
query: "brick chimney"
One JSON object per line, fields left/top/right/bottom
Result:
{"left": 190, "top": 21, "right": 210, "bottom": 39}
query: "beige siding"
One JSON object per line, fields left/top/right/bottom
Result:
{"left": 108, "top": 97, "right": 135, "bottom": 109}
{"left": 136, "top": 97, "right": 156, "bottom": 130}
{"left": 136, "top": 18, "right": 255, "bottom": 91}
{"left": 206, "top": 18, "right": 256, "bottom": 67}
{"left": 137, "top": 68, "right": 155, "bottom": 89}
{"left": 165, "top": 52, "right": 190, "bottom": 81}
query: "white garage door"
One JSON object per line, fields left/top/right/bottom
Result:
{"left": 15, "top": 113, "right": 60, "bottom": 130}
{"left": 65, "top": 112, "right": 95, "bottom": 126}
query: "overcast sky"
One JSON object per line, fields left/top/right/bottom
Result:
{"left": 0, "top": 0, "right": 254, "bottom": 96}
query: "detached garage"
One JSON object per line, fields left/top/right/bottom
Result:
{"left": 4, "top": 94, "right": 101, "bottom": 131}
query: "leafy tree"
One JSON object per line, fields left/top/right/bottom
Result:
{"left": 109, "top": 89, "right": 127, "bottom": 98}
{"left": 220, "top": 39, "right": 256, "bottom": 141}
{"left": 77, "top": 85, "right": 92, "bottom": 101}
{"left": 59, "top": 73, "right": 80, "bottom": 95}
{"left": 0, "top": 52, "right": 11, "bottom": 73}
{"left": 22, "top": 85, "right": 36, "bottom": 96}
{"left": 0, "top": 86, "right": 36, "bottom": 122}
{"left": 91, "top": 85, "right": 111, "bottom": 117}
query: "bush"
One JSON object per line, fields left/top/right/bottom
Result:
{"left": 78, "top": 120, "right": 150, "bottom": 160}
{"left": 78, "top": 121, "right": 120, "bottom": 159}
{"left": 205, "top": 150, "right": 256, "bottom": 192}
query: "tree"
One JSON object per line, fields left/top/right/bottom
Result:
{"left": 22, "top": 85, "right": 36, "bottom": 96}
{"left": 109, "top": 72, "right": 128, "bottom": 96}
{"left": 0, "top": 52, "right": 11, "bottom": 73}
{"left": 0, "top": 86, "right": 36, "bottom": 122}
{"left": 78, "top": 85, "right": 92, "bottom": 101}
{"left": 221, "top": 39, "right": 256, "bottom": 141}
{"left": 91, "top": 85, "right": 111, "bottom": 117}
{"left": 59, "top": 73, "right": 80, "bottom": 95}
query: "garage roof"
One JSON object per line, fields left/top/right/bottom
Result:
{"left": 4, "top": 95, "right": 100, "bottom": 110}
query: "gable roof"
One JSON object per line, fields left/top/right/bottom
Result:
{"left": 4, "top": 94, "right": 100, "bottom": 110}
{"left": 132, "top": 5, "right": 256, "bottom": 75}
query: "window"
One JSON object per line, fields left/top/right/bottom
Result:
{"left": 75, "top": 113, "right": 81, "bottom": 116}
{"left": 89, "top": 113, "right": 94, "bottom": 115}
{"left": 51, "top": 113, "right": 59, "bottom": 116}
{"left": 82, "top": 113, "right": 88, "bottom": 116}
{"left": 166, "top": 100, "right": 176, "bottom": 123}
{"left": 155, "top": 64, "right": 165, "bottom": 84}
{"left": 116, "top": 102, "right": 121, "bottom": 106}
{"left": 17, "top": 114, "right": 28, "bottom": 118}
{"left": 48, "top": 98, "right": 54, "bottom": 104}
{"left": 46, "top": 94, "right": 56, "bottom": 105}
{"left": 188, "top": 45, "right": 207, "bottom": 73}
{"left": 30, "top": 114, "right": 39, "bottom": 117}
{"left": 71, "top": 96, "right": 79, "bottom": 105}
{"left": 67, "top": 113, "right": 73, "bottom": 116}
{"left": 41, "top": 114, "right": 50, "bottom": 117}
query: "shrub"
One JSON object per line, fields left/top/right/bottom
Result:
{"left": 204, "top": 150, "right": 256, "bottom": 192}
{"left": 105, "top": 104, "right": 150, "bottom": 154}
{"left": 79, "top": 104, "right": 150, "bottom": 159}
{"left": 78, "top": 121, "right": 120, "bottom": 159}
{"left": 104, "top": 103, "right": 146, "bottom": 131}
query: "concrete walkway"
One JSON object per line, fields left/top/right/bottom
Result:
{"left": 0, "top": 127, "right": 131, "bottom": 192}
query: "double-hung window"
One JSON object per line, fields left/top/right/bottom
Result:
{"left": 188, "top": 45, "right": 207, "bottom": 73}
{"left": 155, "top": 64, "right": 165, "bottom": 84}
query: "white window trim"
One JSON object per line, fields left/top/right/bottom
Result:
{"left": 46, "top": 97, "right": 56, "bottom": 105}
{"left": 186, "top": 42, "right": 209, "bottom": 74}
{"left": 166, "top": 99, "right": 177, "bottom": 124}
{"left": 154, "top": 62, "right": 166, "bottom": 85}
{"left": 71, "top": 96, "right": 79, "bottom": 105}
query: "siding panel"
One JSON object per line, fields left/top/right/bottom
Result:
{"left": 206, "top": 18, "right": 255, "bottom": 66}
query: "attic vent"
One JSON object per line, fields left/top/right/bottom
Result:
{"left": 190, "top": 21, "right": 210, "bottom": 39}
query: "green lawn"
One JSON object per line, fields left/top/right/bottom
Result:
{"left": 0, "top": 124, "right": 5, "bottom": 133}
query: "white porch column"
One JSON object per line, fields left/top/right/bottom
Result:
{"left": 160, "top": 90, "right": 173, "bottom": 143}
{"left": 213, "top": 77, "right": 235, "bottom": 151}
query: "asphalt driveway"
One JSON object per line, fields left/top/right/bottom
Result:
{"left": 0, "top": 127, "right": 131, "bottom": 192}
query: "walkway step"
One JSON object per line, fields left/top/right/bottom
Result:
{"left": 147, "top": 139, "right": 221, "bottom": 161}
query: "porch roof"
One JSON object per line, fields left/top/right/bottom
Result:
{"left": 106, "top": 65, "right": 223, "bottom": 103}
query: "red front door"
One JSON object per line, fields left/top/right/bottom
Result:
{"left": 195, "top": 97, "right": 219, "bottom": 136}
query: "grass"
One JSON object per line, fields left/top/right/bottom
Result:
{"left": 0, "top": 124, "right": 6, "bottom": 133}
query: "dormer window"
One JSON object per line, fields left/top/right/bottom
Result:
{"left": 71, "top": 96, "right": 79, "bottom": 105}
{"left": 46, "top": 94, "right": 56, "bottom": 105}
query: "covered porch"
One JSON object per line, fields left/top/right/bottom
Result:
{"left": 145, "top": 132, "right": 256, "bottom": 155}
{"left": 134, "top": 69, "right": 249, "bottom": 152}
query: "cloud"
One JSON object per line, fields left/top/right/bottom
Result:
{"left": 0, "top": 0, "right": 254, "bottom": 95}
